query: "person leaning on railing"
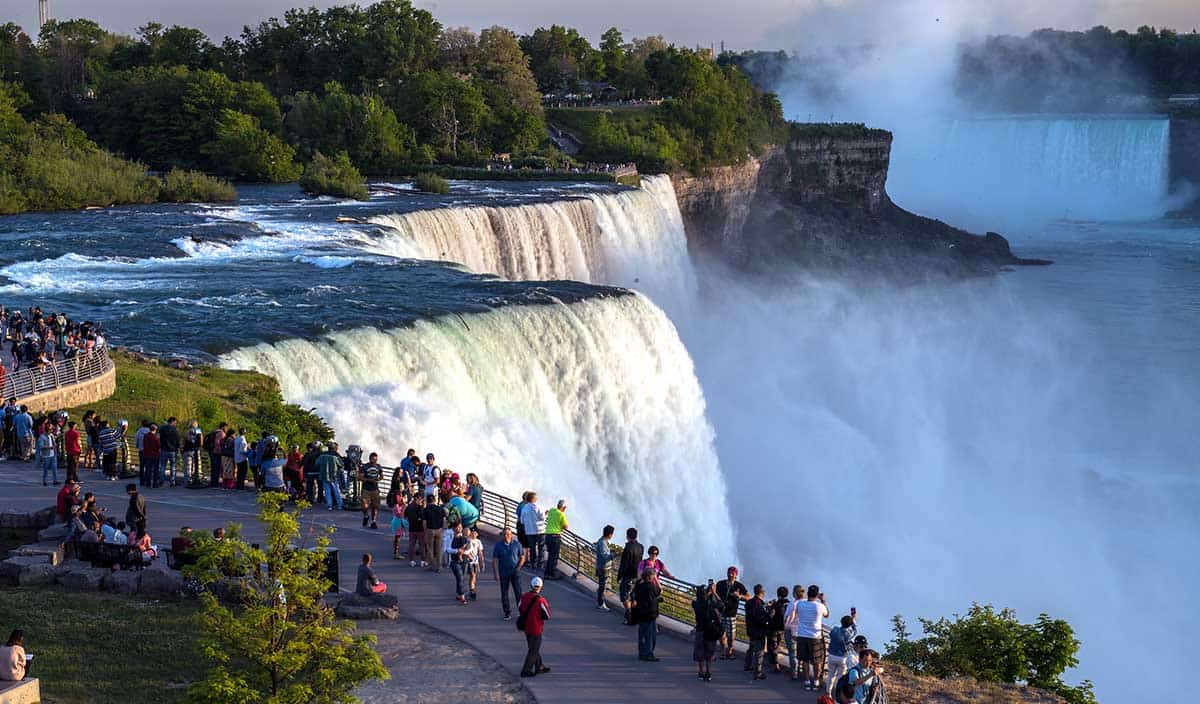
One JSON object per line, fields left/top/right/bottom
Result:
{"left": 593, "top": 525, "right": 615, "bottom": 611}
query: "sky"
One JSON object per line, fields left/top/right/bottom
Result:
{"left": 4, "top": 0, "right": 1198, "bottom": 49}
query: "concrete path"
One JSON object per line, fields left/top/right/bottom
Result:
{"left": 0, "top": 461, "right": 820, "bottom": 703}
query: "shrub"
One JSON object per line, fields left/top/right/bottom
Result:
{"left": 158, "top": 168, "right": 237, "bottom": 203}
{"left": 202, "top": 109, "right": 302, "bottom": 183}
{"left": 412, "top": 171, "right": 450, "bottom": 194}
{"left": 887, "top": 604, "right": 1096, "bottom": 704}
{"left": 299, "top": 151, "right": 369, "bottom": 200}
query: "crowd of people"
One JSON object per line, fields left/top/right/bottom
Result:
{"left": 1, "top": 306, "right": 106, "bottom": 376}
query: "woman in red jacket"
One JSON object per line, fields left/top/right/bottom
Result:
{"left": 64, "top": 421, "right": 81, "bottom": 483}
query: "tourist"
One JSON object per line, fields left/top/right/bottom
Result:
{"left": 233, "top": 427, "right": 249, "bottom": 490}
{"left": 491, "top": 526, "right": 525, "bottom": 620}
{"left": 744, "top": 584, "right": 770, "bottom": 680}
{"left": 301, "top": 441, "right": 322, "bottom": 503}
{"left": 693, "top": 584, "right": 722, "bottom": 681}
{"left": 618, "top": 527, "right": 644, "bottom": 625}
{"left": 133, "top": 528, "right": 156, "bottom": 562}
{"left": 637, "top": 545, "right": 675, "bottom": 585}
{"left": 359, "top": 452, "right": 384, "bottom": 528}
{"left": 36, "top": 426, "right": 57, "bottom": 486}
{"left": 844, "top": 649, "right": 882, "bottom": 704}
{"left": 441, "top": 516, "right": 456, "bottom": 571}
{"left": 405, "top": 494, "right": 426, "bottom": 567}
{"left": 316, "top": 444, "right": 343, "bottom": 510}
{"left": 421, "top": 452, "right": 440, "bottom": 497}
{"left": 13, "top": 405, "right": 32, "bottom": 461}
{"left": 100, "top": 518, "right": 125, "bottom": 544}
{"left": 55, "top": 480, "right": 80, "bottom": 522}
{"left": 125, "top": 483, "right": 146, "bottom": 535}
{"left": 632, "top": 567, "right": 662, "bottom": 661}
{"left": 517, "top": 576, "right": 551, "bottom": 678}
{"left": 594, "top": 524, "right": 615, "bottom": 610}
{"left": 182, "top": 420, "right": 203, "bottom": 485}
{"left": 79, "top": 494, "right": 103, "bottom": 532}
{"left": 769, "top": 586, "right": 791, "bottom": 673}
{"left": 356, "top": 553, "right": 387, "bottom": 596}
{"left": 515, "top": 491, "right": 531, "bottom": 551}
{"left": 714, "top": 566, "right": 748, "bottom": 658}
{"left": 543, "top": 499, "right": 568, "bottom": 579}
{"left": 0, "top": 629, "right": 26, "bottom": 682}
{"left": 465, "top": 472, "right": 483, "bottom": 515}
{"left": 159, "top": 417, "right": 181, "bottom": 486}
{"left": 142, "top": 424, "right": 161, "bottom": 488}
{"left": 219, "top": 425, "right": 236, "bottom": 489}
{"left": 63, "top": 421, "right": 81, "bottom": 483}
{"left": 389, "top": 492, "right": 407, "bottom": 559}
{"left": 449, "top": 523, "right": 471, "bottom": 604}
{"left": 827, "top": 615, "right": 857, "bottom": 695}
{"left": 519, "top": 492, "right": 546, "bottom": 570}
{"left": 134, "top": 420, "right": 150, "bottom": 485}
{"left": 260, "top": 437, "right": 287, "bottom": 493}
{"left": 786, "top": 584, "right": 830, "bottom": 692}
{"left": 422, "top": 494, "right": 446, "bottom": 573}
{"left": 446, "top": 486, "right": 480, "bottom": 529}
{"left": 284, "top": 443, "right": 304, "bottom": 497}
{"left": 465, "top": 526, "right": 483, "bottom": 601}
{"left": 206, "top": 422, "right": 226, "bottom": 487}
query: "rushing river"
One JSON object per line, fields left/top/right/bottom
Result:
{"left": 2, "top": 172, "right": 1196, "bottom": 703}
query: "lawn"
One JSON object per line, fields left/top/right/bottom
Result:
{"left": 0, "top": 586, "right": 204, "bottom": 704}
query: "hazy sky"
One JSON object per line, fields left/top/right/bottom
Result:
{"left": 5, "top": 0, "right": 1198, "bottom": 49}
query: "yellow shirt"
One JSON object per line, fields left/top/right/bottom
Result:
{"left": 545, "top": 507, "right": 568, "bottom": 535}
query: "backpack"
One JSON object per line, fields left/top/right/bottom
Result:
{"left": 836, "top": 666, "right": 868, "bottom": 700}
{"left": 703, "top": 602, "right": 724, "bottom": 641}
{"left": 446, "top": 504, "right": 461, "bottom": 527}
{"left": 516, "top": 595, "right": 538, "bottom": 632}
{"left": 202, "top": 432, "right": 216, "bottom": 453}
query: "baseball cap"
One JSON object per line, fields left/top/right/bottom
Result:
{"left": 531, "top": 576, "right": 544, "bottom": 588}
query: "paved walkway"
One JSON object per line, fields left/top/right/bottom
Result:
{"left": 0, "top": 461, "right": 819, "bottom": 703}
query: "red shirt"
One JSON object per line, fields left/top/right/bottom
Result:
{"left": 142, "top": 432, "right": 160, "bottom": 459}
{"left": 518, "top": 592, "right": 550, "bottom": 637}
{"left": 65, "top": 428, "right": 81, "bottom": 455}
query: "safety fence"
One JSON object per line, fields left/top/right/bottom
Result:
{"left": 1, "top": 345, "right": 114, "bottom": 402}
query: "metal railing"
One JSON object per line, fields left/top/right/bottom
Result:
{"left": 1, "top": 345, "right": 114, "bottom": 403}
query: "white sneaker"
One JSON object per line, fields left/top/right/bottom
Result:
{"left": 597, "top": 603, "right": 610, "bottom": 611}
{"left": 420, "top": 561, "right": 428, "bottom": 567}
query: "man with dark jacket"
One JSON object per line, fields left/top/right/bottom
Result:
{"left": 125, "top": 483, "right": 147, "bottom": 535}
{"left": 517, "top": 577, "right": 551, "bottom": 678}
{"left": 158, "top": 417, "right": 181, "bottom": 486}
{"left": 744, "top": 584, "right": 770, "bottom": 680}
{"left": 302, "top": 442, "right": 322, "bottom": 504}
{"left": 632, "top": 568, "right": 662, "bottom": 661}
{"left": 617, "top": 527, "right": 644, "bottom": 625}
{"left": 422, "top": 495, "right": 446, "bottom": 573}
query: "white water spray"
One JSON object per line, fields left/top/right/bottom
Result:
{"left": 220, "top": 293, "right": 733, "bottom": 575}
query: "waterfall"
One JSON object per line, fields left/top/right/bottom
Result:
{"left": 220, "top": 293, "right": 733, "bottom": 576}
{"left": 888, "top": 116, "right": 1173, "bottom": 231}
{"left": 367, "top": 175, "right": 697, "bottom": 312}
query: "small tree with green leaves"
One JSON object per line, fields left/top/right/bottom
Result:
{"left": 184, "top": 493, "right": 387, "bottom": 704}
{"left": 887, "top": 604, "right": 1096, "bottom": 704}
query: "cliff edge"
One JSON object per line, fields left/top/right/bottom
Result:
{"left": 673, "top": 123, "right": 1046, "bottom": 277}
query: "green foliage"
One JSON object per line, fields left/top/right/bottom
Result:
{"left": 203, "top": 108, "right": 302, "bottom": 182}
{"left": 300, "top": 150, "right": 369, "bottom": 200}
{"left": 413, "top": 171, "right": 450, "bottom": 194}
{"left": 397, "top": 70, "right": 489, "bottom": 162}
{"left": 185, "top": 494, "right": 388, "bottom": 704}
{"left": 284, "top": 81, "right": 414, "bottom": 175}
{"left": 887, "top": 604, "right": 1096, "bottom": 704}
{"left": 158, "top": 167, "right": 237, "bottom": 202}
{"left": 519, "top": 25, "right": 604, "bottom": 92}
{"left": 788, "top": 122, "right": 892, "bottom": 140}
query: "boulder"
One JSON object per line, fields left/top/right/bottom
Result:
{"left": 58, "top": 566, "right": 108, "bottom": 591}
{"left": 16, "top": 563, "right": 57, "bottom": 587}
{"left": 104, "top": 570, "right": 141, "bottom": 594}
{"left": 335, "top": 592, "right": 401, "bottom": 620}
{"left": 30, "top": 506, "right": 55, "bottom": 529}
{"left": 0, "top": 507, "right": 56, "bottom": 530}
{"left": 9, "top": 542, "right": 64, "bottom": 565}
{"left": 138, "top": 568, "right": 183, "bottom": 597}
{"left": 37, "top": 523, "right": 70, "bottom": 542}
{"left": 0, "top": 555, "right": 50, "bottom": 585}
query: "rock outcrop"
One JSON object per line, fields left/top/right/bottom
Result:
{"left": 673, "top": 123, "right": 1046, "bottom": 277}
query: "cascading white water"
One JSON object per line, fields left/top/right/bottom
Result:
{"left": 367, "top": 175, "right": 697, "bottom": 314}
{"left": 219, "top": 293, "right": 733, "bottom": 575}
{"left": 888, "top": 116, "right": 1173, "bottom": 231}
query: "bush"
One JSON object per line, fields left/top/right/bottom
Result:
{"left": 887, "top": 604, "right": 1096, "bottom": 704}
{"left": 412, "top": 171, "right": 450, "bottom": 194}
{"left": 158, "top": 168, "right": 237, "bottom": 203}
{"left": 299, "top": 151, "right": 368, "bottom": 200}
{"left": 202, "top": 109, "right": 302, "bottom": 183}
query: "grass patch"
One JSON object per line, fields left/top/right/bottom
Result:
{"left": 65, "top": 350, "right": 331, "bottom": 448}
{"left": 412, "top": 171, "right": 450, "bottom": 194}
{"left": 0, "top": 586, "right": 203, "bottom": 704}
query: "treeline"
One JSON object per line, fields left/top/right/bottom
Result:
{"left": 957, "top": 26, "right": 1200, "bottom": 112}
{"left": 0, "top": 1, "right": 786, "bottom": 191}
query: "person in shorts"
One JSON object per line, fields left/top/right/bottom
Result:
{"left": 359, "top": 452, "right": 384, "bottom": 529}
{"left": 714, "top": 566, "right": 748, "bottom": 659}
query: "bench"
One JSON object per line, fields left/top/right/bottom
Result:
{"left": 67, "top": 540, "right": 142, "bottom": 570}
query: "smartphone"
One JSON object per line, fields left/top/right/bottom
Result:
{"left": 707, "top": 578, "right": 714, "bottom": 587}
{"left": 851, "top": 607, "right": 857, "bottom": 615}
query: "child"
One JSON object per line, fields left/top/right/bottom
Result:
{"left": 390, "top": 495, "right": 408, "bottom": 559}
{"left": 465, "top": 526, "right": 483, "bottom": 601}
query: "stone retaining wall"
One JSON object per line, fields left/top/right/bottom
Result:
{"left": 15, "top": 365, "right": 115, "bottom": 412}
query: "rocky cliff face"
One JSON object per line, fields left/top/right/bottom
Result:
{"left": 672, "top": 125, "right": 1040, "bottom": 277}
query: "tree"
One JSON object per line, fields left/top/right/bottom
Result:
{"left": 519, "top": 25, "right": 602, "bottom": 93}
{"left": 398, "top": 70, "right": 489, "bottom": 162}
{"left": 300, "top": 150, "right": 368, "bottom": 200}
{"left": 475, "top": 26, "right": 544, "bottom": 154}
{"left": 600, "top": 27, "right": 626, "bottom": 82}
{"left": 437, "top": 26, "right": 477, "bottom": 75}
{"left": 185, "top": 493, "right": 387, "bottom": 704}
{"left": 202, "top": 109, "right": 302, "bottom": 182}
{"left": 284, "top": 81, "right": 414, "bottom": 174}
{"left": 887, "top": 604, "right": 1096, "bottom": 704}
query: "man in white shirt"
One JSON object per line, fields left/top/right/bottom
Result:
{"left": 785, "top": 584, "right": 830, "bottom": 692}
{"left": 422, "top": 453, "right": 440, "bottom": 497}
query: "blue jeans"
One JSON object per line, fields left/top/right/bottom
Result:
{"left": 324, "top": 481, "right": 342, "bottom": 510}
{"left": 40, "top": 454, "right": 57, "bottom": 483}
{"left": 159, "top": 453, "right": 178, "bottom": 484}
{"left": 596, "top": 567, "right": 608, "bottom": 606}
{"left": 638, "top": 617, "right": 657, "bottom": 658}
{"left": 451, "top": 560, "right": 467, "bottom": 597}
